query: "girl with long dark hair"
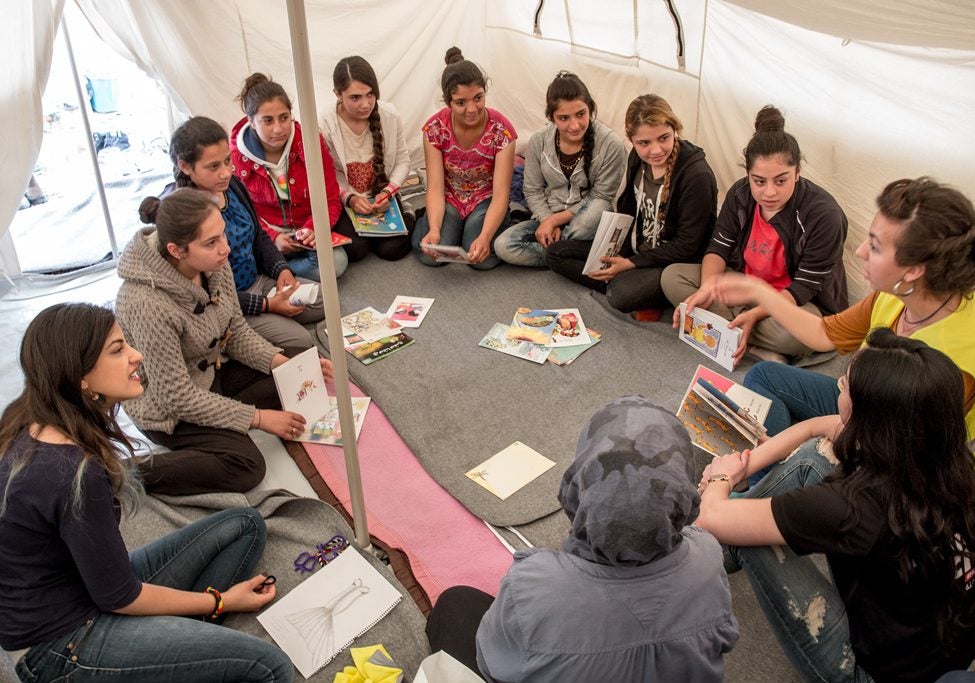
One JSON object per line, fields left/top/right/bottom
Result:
{"left": 0, "top": 303, "right": 291, "bottom": 681}
{"left": 663, "top": 105, "right": 848, "bottom": 363}
{"left": 495, "top": 71, "right": 626, "bottom": 267}
{"left": 714, "top": 177, "right": 975, "bottom": 440}
{"left": 170, "top": 116, "right": 324, "bottom": 349}
{"left": 231, "top": 73, "right": 356, "bottom": 280}
{"left": 696, "top": 328, "right": 975, "bottom": 682}
{"left": 412, "top": 47, "right": 517, "bottom": 270}
{"left": 322, "top": 55, "right": 414, "bottom": 261}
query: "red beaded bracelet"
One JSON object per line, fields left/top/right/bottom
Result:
{"left": 205, "top": 586, "right": 224, "bottom": 620}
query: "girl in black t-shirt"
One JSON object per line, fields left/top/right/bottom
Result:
{"left": 696, "top": 329, "right": 975, "bottom": 682}
{"left": 0, "top": 303, "right": 293, "bottom": 681}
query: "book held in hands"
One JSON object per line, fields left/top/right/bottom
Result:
{"left": 678, "top": 303, "right": 742, "bottom": 372}
{"left": 582, "top": 211, "right": 634, "bottom": 275}
{"left": 345, "top": 196, "right": 408, "bottom": 237}
{"left": 271, "top": 348, "right": 372, "bottom": 443}
{"left": 676, "top": 364, "right": 771, "bottom": 456}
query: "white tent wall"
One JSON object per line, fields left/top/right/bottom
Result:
{"left": 0, "top": 0, "right": 66, "bottom": 281}
{"left": 75, "top": 0, "right": 488, "bottom": 180}
{"left": 3, "top": 0, "right": 973, "bottom": 299}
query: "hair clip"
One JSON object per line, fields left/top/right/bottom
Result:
{"left": 292, "top": 534, "right": 349, "bottom": 575}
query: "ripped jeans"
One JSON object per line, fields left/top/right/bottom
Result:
{"left": 726, "top": 438, "right": 874, "bottom": 683}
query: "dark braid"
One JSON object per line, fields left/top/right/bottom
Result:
{"left": 333, "top": 56, "right": 389, "bottom": 196}
{"left": 580, "top": 122, "right": 595, "bottom": 189}
{"left": 545, "top": 71, "right": 598, "bottom": 190}
{"left": 367, "top": 107, "right": 388, "bottom": 195}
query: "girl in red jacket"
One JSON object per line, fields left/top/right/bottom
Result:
{"left": 231, "top": 73, "right": 361, "bottom": 280}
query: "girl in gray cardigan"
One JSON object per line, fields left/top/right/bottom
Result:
{"left": 495, "top": 72, "right": 625, "bottom": 267}
{"left": 116, "top": 189, "right": 333, "bottom": 495}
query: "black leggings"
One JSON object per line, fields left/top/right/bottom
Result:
{"left": 545, "top": 238, "right": 670, "bottom": 311}
{"left": 140, "top": 355, "right": 291, "bottom": 496}
{"left": 425, "top": 585, "right": 495, "bottom": 676}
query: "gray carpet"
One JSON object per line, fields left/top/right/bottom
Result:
{"left": 331, "top": 253, "right": 845, "bottom": 526}
{"left": 120, "top": 489, "right": 430, "bottom": 682}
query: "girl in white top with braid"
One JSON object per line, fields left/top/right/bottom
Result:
{"left": 321, "top": 55, "right": 414, "bottom": 261}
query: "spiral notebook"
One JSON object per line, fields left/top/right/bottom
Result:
{"left": 258, "top": 549, "right": 402, "bottom": 678}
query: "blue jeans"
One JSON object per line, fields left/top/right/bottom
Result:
{"left": 744, "top": 362, "right": 842, "bottom": 485}
{"left": 286, "top": 245, "right": 348, "bottom": 281}
{"left": 727, "top": 439, "right": 873, "bottom": 683}
{"left": 494, "top": 199, "right": 604, "bottom": 267}
{"left": 16, "top": 508, "right": 293, "bottom": 682}
{"left": 745, "top": 362, "right": 841, "bottom": 438}
{"left": 411, "top": 198, "right": 509, "bottom": 270}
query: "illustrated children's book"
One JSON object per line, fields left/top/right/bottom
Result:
{"left": 384, "top": 295, "right": 435, "bottom": 328}
{"left": 345, "top": 196, "right": 408, "bottom": 237}
{"left": 479, "top": 322, "right": 551, "bottom": 364}
{"left": 546, "top": 308, "right": 592, "bottom": 347}
{"left": 676, "top": 364, "right": 771, "bottom": 456}
{"left": 346, "top": 333, "right": 415, "bottom": 365}
{"left": 272, "top": 348, "right": 372, "bottom": 443}
{"left": 306, "top": 397, "right": 372, "bottom": 445}
{"left": 257, "top": 547, "right": 402, "bottom": 679}
{"left": 465, "top": 441, "right": 557, "bottom": 500}
{"left": 292, "top": 227, "right": 352, "bottom": 249}
{"left": 547, "top": 328, "right": 602, "bottom": 366}
{"left": 582, "top": 211, "right": 634, "bottom": 275}
{"left": 424, "top": 243, "right": 472, "bottom": 264}
{"left": 340, "top": 307, "right": 403, "bottom": 343}
{"left": 508, "top": 308, "right": 560, "bottom": 345}
{"left": 677, "top": 303, "right": 742, "bottom": 372}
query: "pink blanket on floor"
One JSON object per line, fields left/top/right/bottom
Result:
{"left": 303, "top": 384, "right": 513, "bottom": 603}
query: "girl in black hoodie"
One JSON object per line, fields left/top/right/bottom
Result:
{"left": 546, "top": 94, "right": 718, "bottom": 316}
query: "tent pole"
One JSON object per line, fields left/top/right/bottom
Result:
{"left": 61, "top": 15, "right": 119, "bottom": 260}
{"left": 284, "top": 0, "right": 371, "bottom": 551}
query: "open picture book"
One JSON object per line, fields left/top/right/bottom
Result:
{"left": 676, "top": 364, "right": 771, "bottom": 456}
{"left": 271, "top": 347, "right": 371, "bottom": 443}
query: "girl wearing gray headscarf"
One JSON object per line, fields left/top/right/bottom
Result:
{"left": 426, "top": 396, "right": 738, "bottom": 682}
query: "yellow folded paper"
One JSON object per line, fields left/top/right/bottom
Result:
{"left": 333, "top": 645, "right": 403, "bottom": 683}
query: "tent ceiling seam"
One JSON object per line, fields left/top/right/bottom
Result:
{"left": 484, "top": 24, "right": 701, "bottom": 80}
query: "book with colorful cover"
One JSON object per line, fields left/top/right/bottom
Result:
{"left": 347, "top": 333, "right": 415, "bottom": 365}
{"left": 307, "top": 397, "right": 371, "bottom": 445}
{"left": 548, "top": 328, "right": 602, "bottom": 365}
{"left": 677, "top": 303, "right": 741, "bottom": 372}
{"left": 676, "top": 364, "right": 771, "bottom": 456}
{"left": 546, "top": 308, "right": 592, "bottom": 347}
{"left": 340, "top": 307, "right": 403, "bottom": 343}
{"left": 479, "top": 322, "right": 551, "bottom": 364}
{"left": 292, "top": 229, "right": 352, "bottom": 249}
{"left": 424, "top": 244, "right": 472, "bottom": 264}
{"left": 345, "top": 196, "right": 408, "bottom": 237}
{"left": 509, "top": 308, "right": 560, "bottom": 345}
{"left": 384, "top": 295, "right": 435, "bottom": 328}
{"left": 271, "top": 348, "right": 373, "bottom": 444}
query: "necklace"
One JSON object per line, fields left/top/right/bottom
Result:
{"left": 900, "top": 294, "right": 954, "bottom": 329}
{"left": 556, "top": 131, "right": 583, "bottom": 173}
